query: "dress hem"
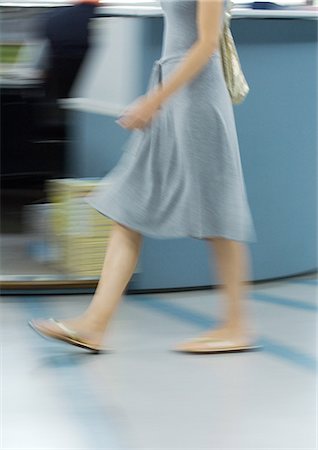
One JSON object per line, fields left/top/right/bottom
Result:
{"left": 85, "top": 197, "right": 257, "bottom": 244}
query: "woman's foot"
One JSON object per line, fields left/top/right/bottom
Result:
{"left": 174, "top": 325, "right": 260, "bottom": 353}
{"left": 29, "top": 315, "right": 108, "bottom": 352}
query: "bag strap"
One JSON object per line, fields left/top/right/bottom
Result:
{"left": 224, "top": 0, "right": 234, "bottom": 27}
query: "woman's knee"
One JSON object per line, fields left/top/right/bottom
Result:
{"left": 205, "top": 236, "right": 227, "bottom": 244}
{"left": 113, "top": 221, "right": 143, "bottom": 243}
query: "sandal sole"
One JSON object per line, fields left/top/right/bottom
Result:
{"left": 28, "top": 320, "right": 108, "bottom": 353}
{"left": 174, "top": 345, "right": 263, "bottom": 354}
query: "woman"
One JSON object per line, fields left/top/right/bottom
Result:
{"left": 30, "top": 0, "right": 259, "bottom": 354}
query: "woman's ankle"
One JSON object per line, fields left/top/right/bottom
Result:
{"left": 79, "top": 311, "right": 109, "bottom": 332}
{"left": 223, "top": 320, "right": 249, "bottom": 335}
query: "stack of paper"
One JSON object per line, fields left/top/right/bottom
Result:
{"left": 46, "top": 178, "right": 114, "bottom": 277}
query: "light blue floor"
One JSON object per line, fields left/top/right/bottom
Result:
{"left": 1, "top": 274, "right": 317, "bottom": 449}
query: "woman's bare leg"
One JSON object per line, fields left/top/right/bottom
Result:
{"left": 35, "top": 222, "right": 143, "bottom": 345}
{"left": 82, "top": 222, "right": 143, "bottom": 328}
{"left": 206, "top": 237, "right": 252, "bottom": 338}
{"left": 177, "top": 237, "right": 254, "bottom": 351}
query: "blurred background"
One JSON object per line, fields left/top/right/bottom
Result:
{"left": 0, "top": 1, "right": 317, "bottom": 448}
{"left": 1, "top": 0, "right": 317, "bottom": 293}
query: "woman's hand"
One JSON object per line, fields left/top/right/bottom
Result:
{"left": 115, "top": 94, "right": 161, "bottom": 130}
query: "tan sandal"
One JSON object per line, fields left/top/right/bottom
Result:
{"left": 29, "top": 318, "right": 108, "bottom": 353}
{"left": 174, "top": 336, "right": 262, "bottom": 354}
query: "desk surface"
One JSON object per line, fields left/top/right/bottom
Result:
{"left": 98, "top": 4, "right": 318, "bottom": 19}
{"left": 1, "top": 1, "right": 317, "bottom": 19}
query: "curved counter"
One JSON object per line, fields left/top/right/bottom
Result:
{"left": 64, "top": 6, "right": 318, "bottom": 289}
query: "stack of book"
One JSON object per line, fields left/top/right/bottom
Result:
{"left": 46, "top": 178, "right": 114, "bottom": 277}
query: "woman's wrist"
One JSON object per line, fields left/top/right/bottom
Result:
{"left": 148, "top": 88, "right": 165, "bottom": 109}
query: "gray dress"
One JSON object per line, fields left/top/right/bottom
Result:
{"left": 85, "top": 0, "right": 257, "bottom": 242}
